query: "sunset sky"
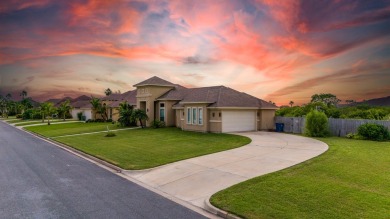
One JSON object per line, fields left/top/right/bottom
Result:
{"left": 1, "top": 0, "right": 390, "bottom": 105}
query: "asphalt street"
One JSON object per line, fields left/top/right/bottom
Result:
{"left": 0, "top": 121, "right": 207, "bottom": 219}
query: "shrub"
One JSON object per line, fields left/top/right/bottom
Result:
{"left": 105, "top": 132, "right": 116, "bottom": 137}
{"left": 16, "top": 114, "right": 22, "bottom": 118}
{"left": 305, "top": 110, "right": 329, "bottom": 137}
{"left": 86, "top": 119, "right": 94, "bottom": 123}
{"left": 357, "top": 123, "right": 390, "bottom": 141}
{"left": 77, "top": 112, "right": 83, "bottom": 121}
{"left": 151, "top": 120, "right": 166, "bottom": 128}
{"left": 106, "top": 118, "right": 113, "bottom": 123}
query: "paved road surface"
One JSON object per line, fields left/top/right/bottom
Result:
{"left": 0, "top": 121, "right": 207, "bottom": 219}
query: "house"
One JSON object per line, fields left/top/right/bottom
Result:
{"left": 70, "top": 100, "right": 93, "bottom": 120}
{"left": 133, "top": 76, "right": 277, "bottom": 133}
{"left": 101, "top": 90, "right": 137, "bottom": 121}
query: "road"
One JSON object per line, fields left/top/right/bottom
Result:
{"left": 0, "top": 121, "right": 207, "bottom": 219}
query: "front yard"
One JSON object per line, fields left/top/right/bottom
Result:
{"left": 210, "top": 137, "right": 390, "bottom": 219}
{"left": 25, "top": 122, "right": 122, "bottom": 137}
{"left": 25, "top": 124, "right": 251, "bottom": 170}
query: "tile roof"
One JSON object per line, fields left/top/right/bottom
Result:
{"left": 105, "top": 90, "right": 137, "bottom": 108}
{"left": 157, "top": 84, "right": 189, "bottom": 100}
{"left": 133, "top": 76, "right": 176, "bottom": 87}
{"left": 169, "top": 86, "right": 278, "bottom": 109}
{"left": 71, "top": 100, "right": 92, "bottom": 108}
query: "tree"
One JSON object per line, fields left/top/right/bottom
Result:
{"left": 305, "top": 110, "right": 329, "bottom": 137}
{"left": 289, "top": 101, "right": 294, "bottom": 107}
{"left": 41, "top": 102, "right": 56, "bottom": 125}
{"left": 90, "top": 97, "right": 101, "bottom": 120}
{"left": 345, "top": 100, "right": 355, "bottom": 105}
{"left": 118, "top": 101, "right": 136, "bottom": 127}
{"left": 132, "top": 109, "right": 148, "bottom": 128}
{"left": 57, "top": 100, "right": 72, "bottom": 121}
{"left": 20, "top": 98, "right": 32, "bottom": 112}
{"left": 105, "top": 88, "right": 112, "bottom": 96}
{"left": 20, "top": 90, "right": 27, "bottom": 99}
{"left": 311, "top": 93, "right": 340, "bottom": 106}
{"left": 5, "top": 93, "right": 11, "bottom": 100}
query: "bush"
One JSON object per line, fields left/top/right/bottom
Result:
{"left": 105, "top": 132, "right": 116, "bottom": 137}
{"left": 16, "top": 114, "right": 22, "bottom": 118}
{"left": 86, "top": 119, "right": 94, "bottom": 123}
{"left": 305, "top": 110, "right": 329, "bottom": 137}
{"left": 106, "top": 119, "right": 113, "bottom": 123}
{"left": 357, "top": 123, "right": 390, "bottom": 141}
{"left": 77, "top": 112, "right": 83, "bottom": 121}
{"left": 151, "top": 120, "right": 166, "bottom": 128}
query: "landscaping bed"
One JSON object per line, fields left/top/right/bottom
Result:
{"left": 45, "top": 127, "right": 250, "bottom": 170}
{"left": 210, "top": 137, "right": 390, "bottom": 219}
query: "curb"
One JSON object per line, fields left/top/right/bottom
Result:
{"left": 22, "top": 128, "right": 123, "bottom": 173}
{"left": 204, "top": 196, "right": 241, "bottom": 219}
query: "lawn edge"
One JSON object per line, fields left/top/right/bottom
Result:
{"left": 22, "top": 127, "right": 123, "bottom": 173}
{"left": 22, "top": 125, "right": 251, "bottom": 171}
{"left": 204, "top": 196, "right": 241, "bottom": 219}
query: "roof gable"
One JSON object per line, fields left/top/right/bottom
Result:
{"left": 133, "top": 76, "right": 175, "bottom": 87}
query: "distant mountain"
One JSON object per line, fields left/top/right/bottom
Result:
{"left": 359, "top": 96, "right": 390, "bottom": 106}
{"left": 341, "top": 96, "right": 390, "bottom": 107}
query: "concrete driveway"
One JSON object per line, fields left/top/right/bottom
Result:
{"left": 124, "top": 132, "right": 328, "bottom": 209}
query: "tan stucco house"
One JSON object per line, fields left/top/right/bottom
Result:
{"left": 131, "top": 76, "right": 277, "bottom": 133}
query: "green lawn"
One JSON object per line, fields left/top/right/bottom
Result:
{"left": 25, "top": 122, "right": 121, "bottom": 137}
{"left": 210, "top": 137, "right": 390, "bottom": 219}
{"left": 54, "top": 128, "right": 250, "bottom": 170}
{"left": 14, "top": 120, "right": 78, "bottom": 126}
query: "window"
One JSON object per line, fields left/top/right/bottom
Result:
{"left": 159, "top": 103, "right": 165, "bottom": 122}
{"left": 212, "top": 112, "right": 215, "bottom": 117}
{"left": 219, "top": 112, "right": 221, "bottom": 117}
{"left": 198, "top": 108, "right": 203, "bottom": 125}
{"left": 192, "top": 107, "right": 197, "bottom": 124}
{"left": 187, "top": 107, "right": 191, "bottom": 124}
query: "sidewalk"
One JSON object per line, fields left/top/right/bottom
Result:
{"left": 124, "top": 132, "right": 328, "bottom": 210}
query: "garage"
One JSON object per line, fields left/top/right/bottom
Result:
{"left": 222, "top": 110, "right": 256, "bottom": 133}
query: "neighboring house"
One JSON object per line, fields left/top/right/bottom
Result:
{"left": 101, "top": 90, "right": 137, "bottom": 121}
{"left": 51, "top": 95, "right": 93, "bottom": 120}
{"left": 133, "top": 76, "right": 278, "bottom": 133}
{"left": 70, "top": 100, "right": 93, "bottom": 120}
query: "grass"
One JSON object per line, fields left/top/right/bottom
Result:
{"left": 25, "top": 122, "right": 121, "bottom": 137}
{"left": 53, "top": 127, "right": 250, "bottom": 170}
{"left": 210, "top": 137, "right": 390, "bottom": 219}
{"left": 14, "top": 120, "right": 78, "bottom": 126}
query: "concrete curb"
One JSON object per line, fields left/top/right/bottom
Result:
{"left": 204, "top": 197, "right": 241, "bottom": 219}
{"left": 22, "top": 128, "right": 123, "bottom": 173}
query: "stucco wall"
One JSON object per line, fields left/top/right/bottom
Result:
{"left": 156, "top": 100, "right": 177, "bottom": 126}
{"left": 136, "top": 85, "right": 173, "bottom": 126}
{"left": 175, "top": 109, "right": 184, "bottom": 128}
{"left": 181, "top": 104, "right": 208, "bottom": 132}
{"left": 208, "top": 109, "right": 222, "bottom": 133}
{"left": 259, "top": 109, "right": 276, "bottom": 130}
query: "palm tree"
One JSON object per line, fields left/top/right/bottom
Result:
{"left": 58, "top": 100, "right": 72, "bottom": 121}
{"left": 20, "top": 90, "right": 27, "bottom": 99}
{"left": 118, "top": 101, "right": 135, "bottom": 127}
{"left": 90, "top": 97, "right": 101, "bottom": 120}
{"left": 105, "top": 88, "right": 112, "bottom": 96}
{"left": 132, "top": 109, "right": 148, "bottom": 128}
{"left": 289, "top": 101, "right": 294, "bottom": 107}
{"left": 41, "top": 102, "right": 56, "bottom": 125}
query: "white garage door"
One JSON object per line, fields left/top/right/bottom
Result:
{"left": 222, "top": 110, "right": 256, "bottom": 133}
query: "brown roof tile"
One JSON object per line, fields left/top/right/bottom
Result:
{"left": 133, "top": 76, "right": 175, "bottom": 87}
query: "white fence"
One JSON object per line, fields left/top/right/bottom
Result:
{"left": 275, "top": 116, "right": 390, "bottom": 137}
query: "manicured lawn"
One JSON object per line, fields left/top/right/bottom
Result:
{"left": 55, "top": 128, "right": 251, "bottom": 170}
{"left": 25, "top": 122, "right": 121, "bottom": 137}
{"left": 210, "top": 137, "right": 390, "bottom": 219}
{"left": 14, "top": 120, "right": 78, "bottom": 126}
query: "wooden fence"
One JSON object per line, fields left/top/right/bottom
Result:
{"left": 275, "top": 116, "right": 390, "bottom": 137}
